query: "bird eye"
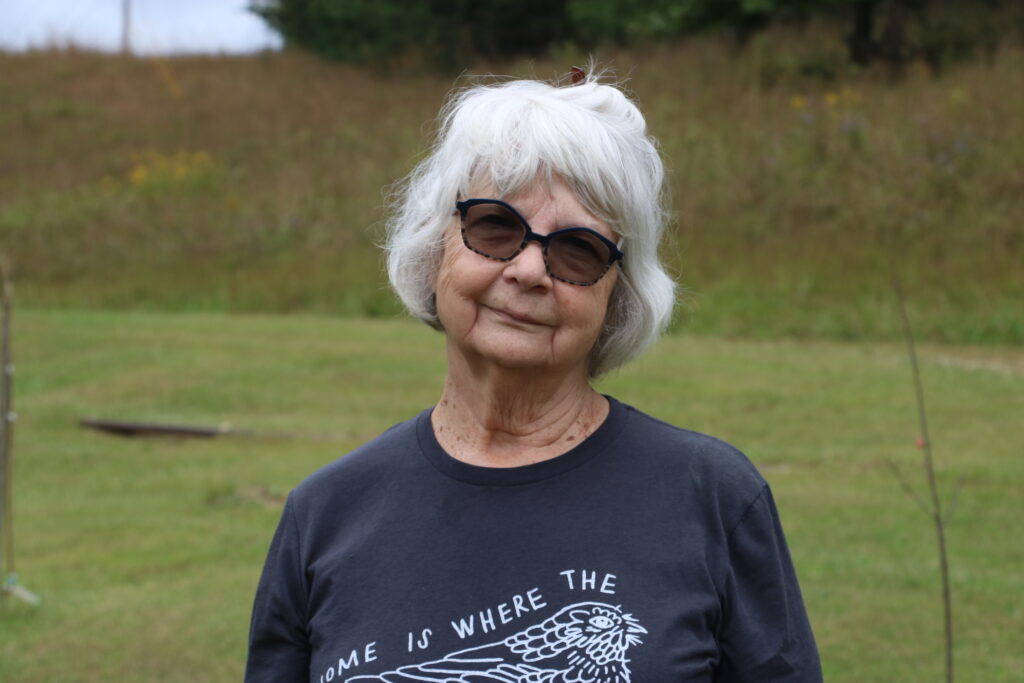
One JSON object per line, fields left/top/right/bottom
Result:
{"left": 589, "top": 615, "right": 614, "bottom": 629}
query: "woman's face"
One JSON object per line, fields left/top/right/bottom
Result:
{"left": 434, "top": 177, "right": 618, "bottom": 378}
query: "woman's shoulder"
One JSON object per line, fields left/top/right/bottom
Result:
{"left": 612, "top": 397, "right": 768, "bottom": 500}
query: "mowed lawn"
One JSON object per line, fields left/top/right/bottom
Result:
{"left": 0, "top": 310, "right": 1021, "bottom": 681}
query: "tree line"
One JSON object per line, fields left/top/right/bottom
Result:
{"left": 249, "top": 0, "right": 1019, "bottom": 70}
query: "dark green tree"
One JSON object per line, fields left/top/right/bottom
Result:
{"left": 251, "top": 0, "right": 1011, "bottom": 70}
{"left": 250, "top": 0, "right": 570, "bottom": 65}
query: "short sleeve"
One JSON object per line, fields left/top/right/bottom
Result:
{"left": 717, "top": 485, "right": 822, "bottom": 682}
{"left": 245, "top": 494, "right": 311, "bottom": 682}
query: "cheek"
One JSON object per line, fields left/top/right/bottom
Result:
{"left": 433, "top": 249, "right": 460, "bottom": 322}
{"left": 552, "top": 292, "right": 609, "bottom": 348}
{"left": 434, "top": 247, "right": 458, "bottom": 297}
{"left": 575, "top": 277, "right": 617, "bottom": 332}
{"left": 434, "top": 226, "right": 466, "bottom": 293}
{"left": 434, "top": 234, "right": 492, "bottom": 331}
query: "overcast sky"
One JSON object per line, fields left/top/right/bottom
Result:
{"left": 0, "top": 0, "right": 282, "bottom": 54}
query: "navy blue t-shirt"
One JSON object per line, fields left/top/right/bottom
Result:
{"left": 246, "top": 397, "right": 822, "bottom": 682}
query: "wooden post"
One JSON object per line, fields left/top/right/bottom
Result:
{"left": 0, "top": 261, "right": 38, "bottom": 605}
{"left": 0, "top": 261, "right": 14, "bottom": 599}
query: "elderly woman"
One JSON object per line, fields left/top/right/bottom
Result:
{"left": 246, "top": 71, "right": 822, "bottom": 682}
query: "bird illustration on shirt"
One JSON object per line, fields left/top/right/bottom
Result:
{"left": 346, "top": 601, "right": 646, "bottom": 683}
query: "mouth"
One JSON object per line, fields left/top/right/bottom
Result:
{"left": 488, "top": 306, "right": 546, "bottom": 326}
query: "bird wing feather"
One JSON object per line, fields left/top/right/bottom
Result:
{"left": 352, "top": 657, "right": 553, "bottom": 682}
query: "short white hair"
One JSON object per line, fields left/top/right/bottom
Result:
{"left": 384, "top": 71, "right": 676, "bottom": 376}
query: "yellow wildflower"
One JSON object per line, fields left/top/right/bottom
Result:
{"left": 129, "top": 164, "right": 149, "bottom": 186}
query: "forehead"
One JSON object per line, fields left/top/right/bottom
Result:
{"left": 467, "top": 177, "right": 612, "bottom": 236}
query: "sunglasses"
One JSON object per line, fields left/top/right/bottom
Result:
{"left": 455, "top": 199, "right": 624, "bottom": 286}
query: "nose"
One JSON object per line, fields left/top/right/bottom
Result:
{"left": 503, "top": 240, "right": 551, "bottom": 289}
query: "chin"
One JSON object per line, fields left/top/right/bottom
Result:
{"left": 475, "top": 342, "right": 591, "bottom": 376}
{"left": 447, "top": 319, "right": 596, "bottom": 376}
{"left": 477, "top": 346, "right": 556, "bottom": 371}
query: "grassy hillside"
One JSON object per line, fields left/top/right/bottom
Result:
{"left": 1, "top": 27, "right": 1022, "bottom": 343}
{"left": 0, "top": 310, "right": 1021, "bottom": 680}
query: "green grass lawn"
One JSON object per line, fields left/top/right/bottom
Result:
{"left": 1, "top": 310, "right": 1021, "bottom": 681}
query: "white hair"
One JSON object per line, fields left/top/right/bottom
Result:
{"left": 384, "top": 71, "right": 676, "bottom": 377}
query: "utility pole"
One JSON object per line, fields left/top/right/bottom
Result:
{"left": 121, "top": 0, "right": 132, "bottom": 55}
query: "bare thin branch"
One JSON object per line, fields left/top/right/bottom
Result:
{"left": 884, "top": 457, "right": 933, "bottom": 516}
{"left": 892, "top": 272, "right": 954, "bottom": 683}
{"left": 943, "top": 477, "right": 966, "bottom": 526}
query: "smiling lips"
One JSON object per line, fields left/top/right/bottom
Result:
{"left": 489, "top": 305, "right": 549, "bottom": 326}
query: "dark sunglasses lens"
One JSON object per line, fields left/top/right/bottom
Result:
{"left": 548, "top": 230, "right": 612, "bottom": 284}
{"left": 462, "top": 204, "right": 525, "bottom": 259}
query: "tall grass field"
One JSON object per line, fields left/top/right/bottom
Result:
{"left": 1, "top": 28, "right": 1022, "bottom": 343}
{"left": 0, "top": 311, "right": 1021, "bottom": 680}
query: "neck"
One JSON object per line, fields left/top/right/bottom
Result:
{"left": 432, "top": 346, "right": 608, "bottom": 468}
